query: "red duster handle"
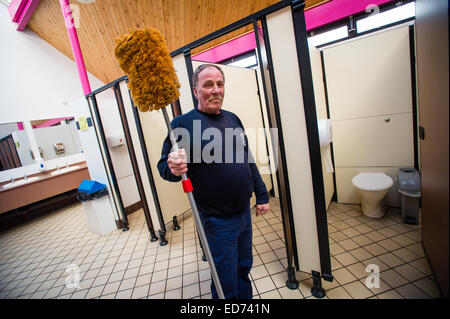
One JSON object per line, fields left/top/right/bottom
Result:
{"left": 182, "top": 178, "right": 194, "bottom": 193}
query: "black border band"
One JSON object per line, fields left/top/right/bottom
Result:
{"left": 259, "top": 15, "right": 300, "bottom": 271}
{"left": 409, "top": 25, "right": 419, "bottom": 171}
{"left": 183, "top": 50, "right": 198, "bottom": 109}
{"left": 291, "top": 0, "right": 332, "bottom": 280}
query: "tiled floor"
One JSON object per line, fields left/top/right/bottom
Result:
{"left": 0, "top": 197, "right": 441, "bottom": 299}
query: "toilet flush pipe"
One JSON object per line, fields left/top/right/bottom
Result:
{"left": 59, "top": 0, "right": 91, "bottom": 95}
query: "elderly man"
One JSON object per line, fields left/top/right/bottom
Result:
{"left": 157, "top": 64, "right": 270, "bottom": 299}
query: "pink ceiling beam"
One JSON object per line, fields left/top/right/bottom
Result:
{"left": 34, "top": 117, "right": 74, "bottom": 129}
{"left": 15, "top": 0, "right": 41, "bottom": 31}
{"left": 304, "top": 0, "right": 394, "bottom": 31}
{"left": 192, "top": 32, "right": 257, "bottom": 63}
{"left": 59, "top": 0, "right": 92, "bottom": 95}
{"left": 8, "top": 0, "right": 27, "bottom": 22}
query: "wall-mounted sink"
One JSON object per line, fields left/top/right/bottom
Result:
{"left": 50, "top": 165, "right": 80, "bottom": 176}
{"left": 2, "top": 176, "right": 39, "bottom": 189}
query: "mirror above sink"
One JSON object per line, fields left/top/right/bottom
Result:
{"left": 0, "top": 118, "right": 83, "bottom": 174}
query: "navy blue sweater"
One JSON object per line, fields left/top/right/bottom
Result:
{"left": 157, "top": 108, "right": 269, "bottom": 217}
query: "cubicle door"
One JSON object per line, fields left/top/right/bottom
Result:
{"left": 416, "top": 0, "right": 449, "bottom": 298}
{"left": 139, "top": 110, "right": 191, "bottom": 222}
{"left": 264, "top": 6, "right": 323, "bottom": 274}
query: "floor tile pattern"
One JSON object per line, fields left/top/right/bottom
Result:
{"left": 0, "top": 198, "right": 440, "bottom": 299}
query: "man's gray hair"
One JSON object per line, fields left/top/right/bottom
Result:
{"left": 192, "top": 64, "right": 225, "bottom": 88}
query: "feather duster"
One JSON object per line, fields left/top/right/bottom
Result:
{"left": 114, "top": 28, "right": 180, "bottom": 112}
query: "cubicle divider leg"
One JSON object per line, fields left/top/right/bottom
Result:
{"left": 172, "top": 215, "right": 181, "bottom": 231}
{"left": 150, "top": 231, "right": 159, "bottom": 242}
{"left": 159, "top": 229, "right": 168, "bottom": 246}
{"left": 286, "top": 266, "right": 299, "bottom": 290}
{"left": 311, "top": 270, "right": 326, "bottom": 298}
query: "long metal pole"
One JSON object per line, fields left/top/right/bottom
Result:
{"left": 161, "top": 108, "right": 224, "bottom": 299}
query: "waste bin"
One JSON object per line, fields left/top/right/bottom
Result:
{"left": 77, "top": 179, "right": 108, "bottom": 201}
{"left": 397, "top": 168, "right": 421, "bottom": 225}
{"left": 78, "top": 180, "right": 116, "bottom": 236}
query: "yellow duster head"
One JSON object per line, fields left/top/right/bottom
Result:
{"left": 114, "top": 28, "right": 180, "bottom": 112}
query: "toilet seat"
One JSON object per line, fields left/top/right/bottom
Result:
{"left": 352, "top": 173, "right": 393, "bottom": 191}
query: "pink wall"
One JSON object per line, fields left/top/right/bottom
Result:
{"left": 192, "top": 0, "right": 395, "bottom": 63}
{"left": 305, "top": 0, "right": 393, "bottom": 31}
{"left": 193, "top": 32, "right": 256, "bottom": 63}
{"left": 34, "top": 117, "right": 73, "bottom": 129}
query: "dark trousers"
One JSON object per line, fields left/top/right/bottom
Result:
{"left": 199, "top": 203, "right": 253, "bottom": 299}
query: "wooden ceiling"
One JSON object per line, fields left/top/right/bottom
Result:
{"left": 27, "top": 0, "right": 327, "bottom": 85}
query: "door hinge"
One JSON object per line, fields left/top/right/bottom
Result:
{"left": 419, "top": 126, "right": 425, "bottom": 140}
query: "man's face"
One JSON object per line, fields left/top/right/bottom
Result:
{"left": 194, "top": 67, "right": 225, "bottom": 114}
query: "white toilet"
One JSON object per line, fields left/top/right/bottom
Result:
{"left": 352, "top": 173, "right": 393, "bottom": 218}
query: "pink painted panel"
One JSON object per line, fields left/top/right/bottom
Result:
{"left": 192, "top": 32, "right": 257, "bottom": 63}
{"left": 16, "top": 0, "right": 40, "bottom": 31}
{"left": 35, "top": 118, "right": 73, "bottom": 129}
{"left": 17, "top": 122, "right": 24, "bottom": 131}
{"left": 59, "top": 0, "right": 92, "bottom": 95}
{"left": 8, "top": 0, "right": 27, "bottom": 22}
{"left": 305, "top": 0, "right": 394, "bottom": 31}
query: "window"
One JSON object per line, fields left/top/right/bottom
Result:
{"left": 227, "top": 55, "right": 257, "bottom": 68}
{"left": 356, "top": 2, "right": 415, "bottom": 33}
{"left": 308, "top": 26, "right": 349, "bottom": 47}
{"left": 222, "top": 50, "right": 258, "bottom": 69}
{"left": 307, "top": 1, "right": 416, "bottom": 48}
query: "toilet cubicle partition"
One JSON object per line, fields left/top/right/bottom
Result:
{"left": 86, "top": 0, "right": 333, "bottom": 293}
{"left": 118, "top": 79, "right": 191, "bottom": 243}
{"left": 169, "top": 0, "right": 333, "bottom": 292}
{"left": 85, "top": 88, "right": 129, "bottom": 232}
{"left": 86, "top": 78, "right": 164, "bottom": 244}
{"left": 85, "top": 77, "right": 201, "bottom": 247}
